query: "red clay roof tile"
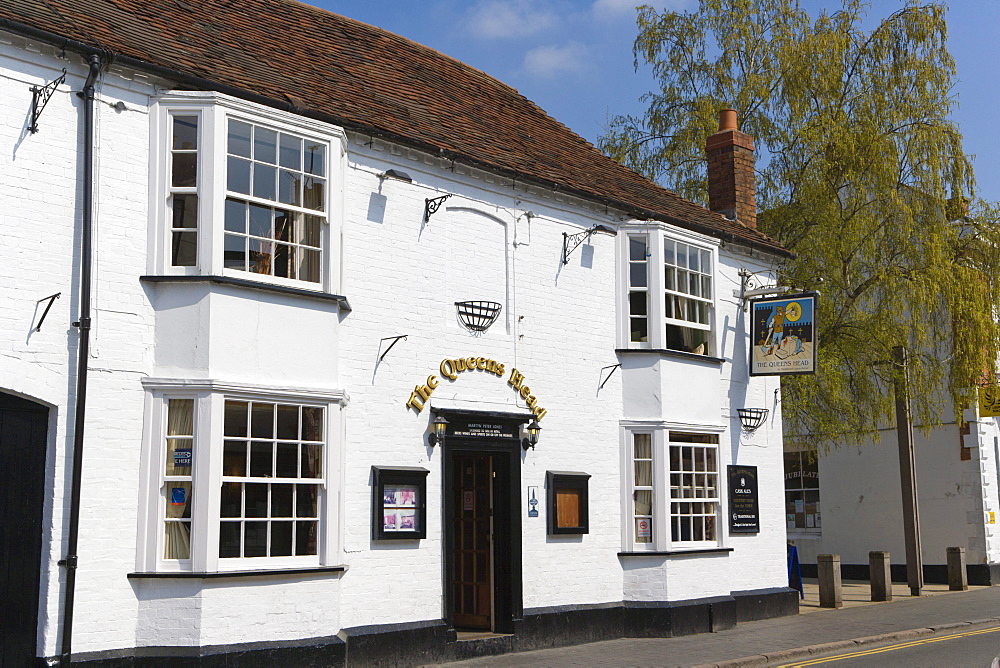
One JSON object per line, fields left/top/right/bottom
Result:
{"left": 1, "top": 0, "right": 788, "bottom": 255}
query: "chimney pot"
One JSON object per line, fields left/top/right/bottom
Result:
{"left": 719, "top": 108, "right": 738, "bottom": 132}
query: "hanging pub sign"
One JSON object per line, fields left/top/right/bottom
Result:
{"left": 727, "top": 465, "right": 760, "bottom": 534}
{"left": 749, "top": 292, "right": 817, "bottom": 376}
{"left": 979, "top": 385, "right": 1000, "bottom": 418}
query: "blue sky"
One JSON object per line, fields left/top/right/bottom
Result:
{"left": 313, "top": 1, "right": 1000, "bottom": 202}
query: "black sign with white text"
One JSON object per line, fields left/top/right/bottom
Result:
{"left": 728, "top": 465, "right": 760, "bottom": 534}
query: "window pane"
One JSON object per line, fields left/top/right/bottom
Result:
{"left": 251, "top": 403, "right": 274, "bottom": 437}
{"left": 700, "top": 249, "right": 711, "bottom": 274}
{"left": 299, "top": 249, "right": 321, "bottom": 284}
{"left": 244, "top": 483, "right": 268, "bottom": 518}
{"left": 276, "top": 404, "right": 299, "bottom": 440}
{"left": 254, "top": 127, "right": 277, "bottom": 164}
{"left": 244, "top": 522, "right": 268, "bottom": 557}
{"left": 228, "top": 120, "right": 252, "bottom": 158}
{"left": 167, "top": 399, "right": 194, "bottom": 436}
{"left": 634, "top": 433, "right": 651, "bottom": 459}
{"left": 164, "top": 521, "right": 191, "bottom": 560}
{"left": 630, "top": 317, "right": 647, "bottom": 343}
{"left": 224, "top": 401, "right": 248, "bottom": 437}
{"left": 301, "top": 444, "right": 322, "bottom": 478}
{"left": 172, "top": 153, "right": 197, "bottom": 188}
{"left": 629, "top": 236, "right": 647, "bottom": 261}
{"left": 271, "top": 521, "right": 293, "bottom": 556}
{"left": 248, "top": 204, "right": 272, "bottom": 239}
{"left": 224, "top": 234, "right": 247, "bottom": 271}
{"left": 219, "top": 522, "right": 241, "bottom": 557}
{"left": 676, "top": 243, "right": 688, "bottom": 268}
{"left": 249, "top": 441, "right": 273, "bottom": 477}
{"left": 274, "top": 212, "right": 292, "bottom": 242}
{"left": 172, "top": 194, "right": 198, "bottom": 229}
{"left": 305, "top": 142, "right": 325, "bottom": 176}
{"left": 689, "top": 248, "right": 700, "bottom": 272}
{"left": 271, "top": 485, "right": 293, "bottom": 517}
{"left": 253, "top": 163, "right": 277, "bottom": 200}
{"left": 301, "top": 215, "right": 322, "bottom": 248}
{"left": 173, "top": 115, "right": 198, "bottom": 150}
{"left": 172, "top": 231, "right": 197, "bottom": 267}
{"left": 296, "top": 521, "right": 318, "bottom": 555}
{"left": 664, "top": 240, "right": 675, "bottom": 266}
{"left": 279, "top": 134, "right": 302, "bottom": 169}
{"left": 302, "top": 407, "right": 324, "bottom": 441}
{"left": 165, "top": 438, "right": 192, "bottom": 476}
{"left": 249, "top": 241, "right": 272, "bottom": 276}
{"left": 227, "top": 156, "right": 251, "bottom": 194}
{"left": 629, "top": 263, "right": 647, "bottom": 288}
{"left": 303, "top": 177, "right": 325, "bottom": 211}
{"left": 274, "top": 242, "right": 293, "bottom": 279}
{"left": 224, "top": 198, "right": 246, "bottom": 233}
{"left": 165, "top": 481, "right": 192, "bottom": 519}
{"left": 664, "top": 266, "right": 675, "bottom": 291}
{"left": 634, "top": 460, "right": 652, "bottom": 486}
{"left": 296, "top": 484, "right": 318, "bottom": 517}
{"left": 279, "top": 169, "right": 301, "bottom": 206}
{"left": 220, "top": 482, "right": 242, "bottom": 518}
{"left": 223, "top": 441, "right": 247, "bottom": 477}
{"left": 276, "top": 443, "right": 298, "bottom": 478}
{"left": 629, "top": 291, "right": 647, "bottom": 316}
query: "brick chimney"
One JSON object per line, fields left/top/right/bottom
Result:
{"left": 706, "top": 108, "right": 756, "bottom": 229}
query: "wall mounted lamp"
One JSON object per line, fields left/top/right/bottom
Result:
{"left": 380, "top": 169, "right": 412, "bottom": 182}
{"left": 428, "top": 415, "right": 449, "bottom": 447}
{"left": 521, "top": 419, "right": 541, "bottom": 451}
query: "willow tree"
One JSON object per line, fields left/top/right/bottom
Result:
{"left": 601, "top": 0, "right": 1000, "bottom": 446}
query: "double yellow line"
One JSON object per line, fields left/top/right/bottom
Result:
{"left": 778, "top": 625, "right": 1000, "bottom": 667}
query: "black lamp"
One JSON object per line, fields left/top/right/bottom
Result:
{"left": 428, "top": 415, "right": 448, "bottom": 447}
{"left": 521, "top": 419, "right": 541, "bottom": 451}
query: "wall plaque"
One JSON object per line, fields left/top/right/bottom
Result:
{"left": 728, "top": 465, "right": 760, "bottom": 534}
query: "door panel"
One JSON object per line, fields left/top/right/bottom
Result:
{"left": 451, "top": 453, "right": 493, "bottom": 630}
{"left": 0, "top": 393, "right": 49, "bottom": 666}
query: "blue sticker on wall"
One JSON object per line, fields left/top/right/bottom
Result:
{"left": 171, "top": 487, "right": 187, "bottom": 505}
{"left": 174, "top": 448, "right": 192, "bottom": 467}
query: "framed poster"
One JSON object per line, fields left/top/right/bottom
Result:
{"left": 545, "top": 471, "right": 590, "bottom": 535}
{"left": 372, "top": 466, "right": 428, "bottom": 540}
{"left": 728, "top": 465, "right": 760, "bottom": 534}
{"left": 750, "top": 292, "right": 817, "bottom": 376}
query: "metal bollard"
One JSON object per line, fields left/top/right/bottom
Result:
{"left": 869, "top": 551, "right": 893, "bottom": 601}
{"left": 818, "top": 554, "right": 843, "bottom": 608}
{"left": 947, "top": 547, "right": 968, "bottom": 591}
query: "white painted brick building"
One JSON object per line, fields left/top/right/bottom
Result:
{"left": 0, "top": 2, "right": 796, "bottom": 664}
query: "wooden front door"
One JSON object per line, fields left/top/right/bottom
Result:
{"left": 451, "top": 453, "right": 493, "bottom": 630}
{"left": 0, "top": 392, "right": 49, "bottom": 666}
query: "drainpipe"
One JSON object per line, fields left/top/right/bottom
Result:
{"left": 58, "top": 52, "right": 102, "bottom": 667}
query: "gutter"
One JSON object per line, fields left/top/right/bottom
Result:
{"left": 57, "top": 52, "right": 102, "bottom": 667}
{"left": 0, "top": 17, "right": 793, "bottom": 261}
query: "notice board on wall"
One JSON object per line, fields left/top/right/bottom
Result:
{"left": 728, "top": 465, "right": 760, "bottom": 534}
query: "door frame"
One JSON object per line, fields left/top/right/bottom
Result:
{"left": 439, "top": 409, "right": 526, "bottom": 634}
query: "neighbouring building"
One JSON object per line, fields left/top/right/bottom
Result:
{"left": 0, "top": 1, "right": 797, "bottom": 663}
{"left": 786, "top": 403, "right": 1000, "bottom": 585}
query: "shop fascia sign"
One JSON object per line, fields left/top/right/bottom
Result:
{"left": 406, "top": 356, "right": 547, "bottom": 421}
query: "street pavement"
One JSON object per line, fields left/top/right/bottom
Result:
{"left": 434, "top": 579, "right": 1000, "bottom": 666}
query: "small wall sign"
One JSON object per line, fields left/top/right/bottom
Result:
{"left": 728, "top": 465, "right": 760, "bottom": 534}
{"left": 979, "top": 385, "right": 1000, "bottom": 417}
{"left": 173, "top": 448, "right": 192, "bottom": 467}
{"left": 527, "top": 486, "right": 539, "bottom": 518}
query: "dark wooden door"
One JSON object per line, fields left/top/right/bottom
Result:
{"left": 451, "top": 453, "right": 493, "bottom": 630}
{"left": 0, "top": 392, "right": 49, "bottom": 666}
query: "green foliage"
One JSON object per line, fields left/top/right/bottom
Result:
{"left": 601, "top": 0, "right": 1000, "bottom": 446}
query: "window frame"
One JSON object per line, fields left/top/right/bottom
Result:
{"left": 619, "top": 225, "right": 719, "bottom": 354}
{"left": 138, "top": 381, "right": 346, "bottom": 574}
{"left": 621, "top": 425, "right": 725, "bottom": 552}
{"left": 151, "top": 91, "right": 347, "bottom": 294}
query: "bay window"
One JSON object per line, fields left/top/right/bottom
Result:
{"left": 139, "top": 382, "right": 345, "bottom": 573}
{"left": 153, "top": 92, "right": 346, "bottom": 293}
{"left": 622, "top": 228, "right": 717, "bottom": 354}
{"left": 625, "top": 429, "right": 722, "bottom": 551}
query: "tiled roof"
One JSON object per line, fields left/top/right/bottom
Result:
{"left": 1, "top": 0, "right": 788, "bottom": 256}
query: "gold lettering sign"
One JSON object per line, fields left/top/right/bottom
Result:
{"left": 406, "top": 357, "right": 547, "bottom": 420}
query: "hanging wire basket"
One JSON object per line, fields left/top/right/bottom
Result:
{"left": 455, "top": 301, "right": 502, "bottom": 332}
{"left": 737, "top": 407, "right": 769, "bottom": 432}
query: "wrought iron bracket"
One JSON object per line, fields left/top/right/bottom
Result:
{"left": 35, "top": 292, "right": 61, "bottom": 331}
{"left": 379, "top": 335, "right": 408, "bottom": 361}
{"left": 734, "top": 269, "right": 791, "bottom": 311}
{"left": 562, "top": 225, "right": 616, "bottom": 265}
{"left": 599, "top": 363, "right": 621, "bottom": 389}
{"left": 29, "top": 69, "right": 67, "bottom": 134}
{"left": 424, "top": 194, "right": 452, "bottom": 222}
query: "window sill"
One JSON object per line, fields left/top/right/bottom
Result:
{"left": 127, "top": 565, "right": 348, "bottom": 579}
{"left": 615, "top": 348, "right": 725, "bottom": 365}
{"left": 617, "top": 547, "right": 733, "bottom": 557}
{"left": 140, "top": 275, "right": 351, "bottom": 311}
